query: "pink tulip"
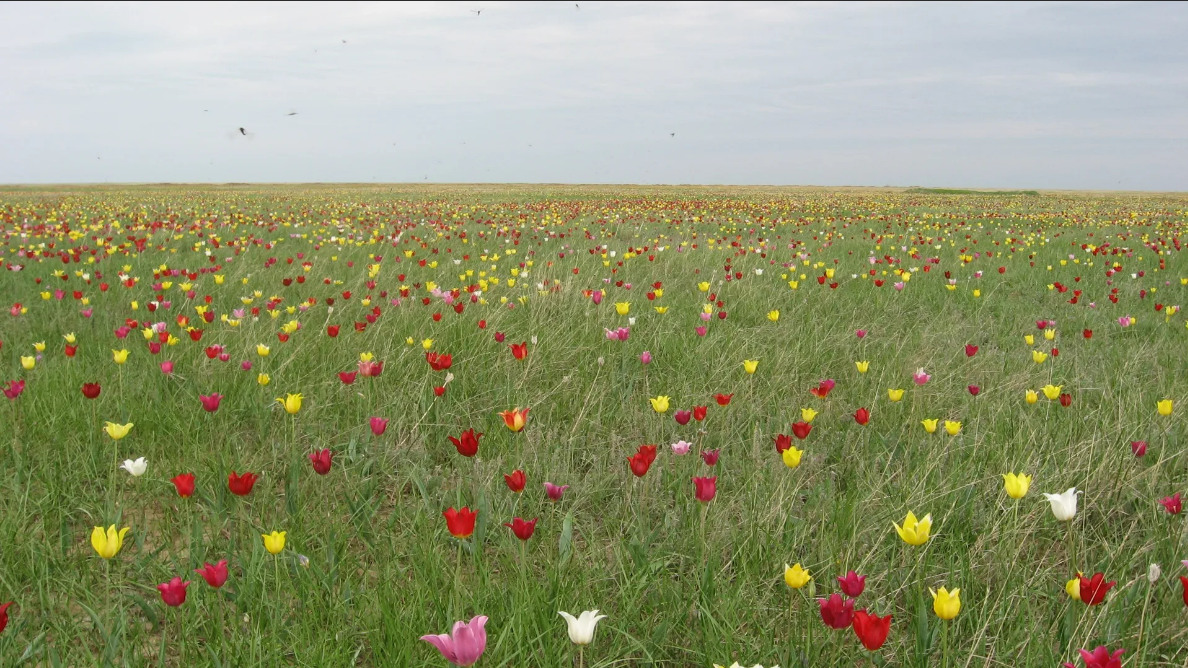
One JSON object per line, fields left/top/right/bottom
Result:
{"left": 699, "top": 311, "right": 712, "bottom": 321}
{"left": 199, "top": 393, "right": 223, "bottom": 412}
{"left": 912, "top": 368, "right": 930, "bottom": 385}
{"left": 855, "top": 329, "right": 867, "bottom": 338}
{"left": 671, "top": 440, "right": 691, "bottom": 455}
{"left": 591, "top": 290, "right": 602, "bottom": 305}
{"left": 639, "top": 351, "right": 652, "bottom": 364}
{"left": 695, "top": 326, "right": 707, "bottom": 337}
{"left": 370, "top": 416, "right": 389, "bottom": 436}
{"left": 894, "top": 282, "right": 905, "bottom": 291}
{"left": 544, "top": 482, "right": 569, "bottom": 502}
{"left": 160, "top": 360, "right": 174, "bottom": 375}
{"left": 420, "top": 615, "right": 488, "bottom": 667}
{"left": 241, "top": 360, "right": 253, "bottom": 371}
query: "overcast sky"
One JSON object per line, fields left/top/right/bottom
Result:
{"left": 1, "top": 1, "right": 1185, "bottom": 190}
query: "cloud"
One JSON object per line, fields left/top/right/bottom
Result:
{"left": 0, "top": 1, "right": 1185, "bottom": 189}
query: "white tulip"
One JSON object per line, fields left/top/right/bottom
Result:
{"left": 558, "top": 610, "right": 606, "bottom": 645}
{"left": 1148, "top": 563, "right": 1161, "bottom": 583}
{"left": 714, "top": 664, "right": 778, "bottom": 668}
{"left": 1042, "top": 487, "right": 1079, "bottom": 521}
{"left": 121, "top": 457, "right": 148, "bottom": 477}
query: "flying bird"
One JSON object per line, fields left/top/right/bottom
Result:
{"left": 575, "top": 3, "right": 580, "bottom": 8}
{"left": 285, "top": 111, "right": 298, "bottom": 116}
{"left": 670, "top": 132, "right": 675, "bottom": 138}
{"left": 471, "top": 9, "right": 483, "bottom": 15}
{"left": 342, "top": 39, "right": 347, "bottom": 43}
{"left": 239, "top": 127, "right": 248, "bottom": 135}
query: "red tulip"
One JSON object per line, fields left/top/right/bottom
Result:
{"left": 309, "top": 449, "right": 333, "bottom": 475}
{"left": 1079, "top": 573, "right": 1116, "bottom": 606}
{"left": 448, "top": 429, "right": 482, "bottom": 457}
{"left": 0, "top": 602, "right": 9, "bottom": 634}
{"left": 358, "top": 360, "right": 383, "bottom": 377}
{"left": 1063, "top": 646, "right": 1124, "bottom": 668}
{"left": 692, "top": 476, "right": 717, "bottom": 502}
{"left": 65, "top": 344, "right": 77, "bottom": 357}
{"left": 504, "top": 469, "right": 526, "bottom": 493}
{"left": 82, "top": 382, "right": 102, "bottom": 399}
{"left": 818, "top": 593, "right": 855, "bottom": 629}
{"left": 628, "top": 445, "right": 657, "bottom": 477}
{"left": 674, "top": 410, "right": 692, "bottom": 425}
{"left": 791, "top": 421, "right": 812, "bottom": 440}
{"left": 338, "top": 371, "right": 357, "bottom": 385}
{"left": 1083, "top": 329, "right": 1093, "bottom": 339}
{"left": 227, "top": 470, "right": 258, "bottom": 496}
{"left": 853, "top": 408, "right": 870, "bottom": 425}
{"left": 326, "top": 324, "right": 340, "bottom": 337}
{"left": 157, "top": 577, "right": 190, "bottom": 607}
{"left": 199, "top": 393, "right": 223, "bottom": 413}
{"left": 504, "top": 517, "right": 537, "bottom": 541}
{"left": 509, "top": 342, "right": 528, "bottom": 360}
{"left": 852, "top": 609, "right": 891, "bottom": 651}
{"left": 434, "top": 386, "right": 446, "bottom": 396}
{"left": 774, "top": 433, "right": 793, "bottom": 454}
{"left": 443, "top": 507, "right": 478, "bottom": 539}
{"left": 171, "top": 473, "right": 195, "bottom": 498}
{"left": 1059, "top": 393, "right": 1072, "bottom": 407}
{"left": 369, "top": 416, "right": 389, "bottom": 436}
{"left": 700, "top": 449, "right": 720, "bottom": 466}
{"left": 837, "top": 570, "right": 866, "bottom": 597}
{"left": 965, "top": 344, "right": 978, "bottom": 357}
{"left": 494, "top": 331, "right": 506, "bottom": 343}
{"left": 692, "top": 405, "right": 708, "bottom": 421}
{"left": 968, "top": 385, "right": 980, "bottom": 396}
{"left": 714, "top": 393, "right": 733, "bottom": 406}
{"left": 1181, "top": 576, "right": 1188, "bottom": 607}
{"left": 3, "top": 380, "right": 25, "bottom": 400}
{"left": 426, "top": 351, "right": 453, "bottom": 371}
{"left": 1159, "top": 492, "right": 1182, "bottom": 515}
{"left": 1132, "top": 440, "right": 1148, "bottom": 457}
{"left": 195, "top": 560, "right": 229, "bottom": 588}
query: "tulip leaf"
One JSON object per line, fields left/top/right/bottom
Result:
{"left": 15, "top": 632, "right": 45, "bottom": 664}
{"left": 558, "top": 511, "right": 574, "bottom": 567}
{"left": 129, "top": 592, "right": 161, "bottom": 627}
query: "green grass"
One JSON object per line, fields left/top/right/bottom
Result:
{"left": 904, "top": 188, "right": 1040, "bottom": 196}
{"left": 0, "top": 185, "right": 1187, "bottom": 667}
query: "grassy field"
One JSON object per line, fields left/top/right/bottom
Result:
{"left": 1, "top": 185, "right": 1187, "bottom": 667}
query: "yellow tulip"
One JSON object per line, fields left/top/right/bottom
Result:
{"left": 1025, "top": 390, "right": 1038, "bottom": 404}
{"left": 63, "top": 333, "right": 76, "bottom": 344}
{"left": 855, "top": 360, "right": 869, "bottom": 373}
{"left": 1065, "top": 572, "right": 1083, "bottom": 600}
{"left": 743, "top": 360, "right": 759, "bottom": 374}
{"left": 33, "top": 341, "right": 46, "bottom": 352}
{"left": 1041, "top": 384, "right": 1062, "bottom": 400}
{"left": 615, "top": 302, "right": 630, "bottom": 316}
{"left": 972, "top": 289, "right": 981, "bottom": 298}
{"left": 257, "top": 373, "right": 271, "bottom": 386}
{"left": 767, "top": 310, "right": 780, "bottom": 322}
{"left": 1044, "top": 329, "right": 1055, "bottom": 341}
{"left": 256, "top": 344, "right": 270, "bottom": 357}
{"left": 944, "top": 420, "right": 961, "bottom": 436}
{"left": 1032, "top": 350, "right": 1048, "bottom": 364}
{"left": 781, "top": 446, "right": 804, "bottom": 469}
{"left": 360, "top": 351, "right": 374, "bottom": 362}
{"left": 214, "top": 274, "right": 225, "bottom": 284}
{"left": 91, "top": 525, "right": 131, "bottom": 559}
{"left": 654, "top": 306, "right": 668, "bottom": 314}
{"left": 698, "top": 281, "right": 710, "bottom": 292}
{"left": 1024, "top": 334, "right": 1035, "bottom": 345}
{"left": 112, "top": 349, "right": 129, "bottom": 364}
{"left": 104, "top": 422, "right": 133, "bottom": 440}
{"left": 405, "top": 337, "right": 415, "bottom": 346}
{"left": 20, "top": 356, "right": 35, "bottom": 370}
{"left": 421, "top": 339, "right": 434, "bottom": 350}
{"left": 893, "top": 511, "right": 932, "bottom": 546}
{"left": 262, "top": 530, "right": 287, "bottom": 554}
{"left": 784, "top": 563, "right": 811, "bottom": 588}
{"left": 1002, "top": 472, "right": 1031, "bottom": 499}
{"left": 887, "top": 388, "right": 904, "bottom": 402}
{"left": 800, "top": 408, "right": 818, "bottom": 423}
{"left": 649, "top": 396, "right": 670, "bottom": 413}
{"left": 1157, "top": 399, "right": 1173, "bottom": 417}
{"left": 921, "top": 419, "right": 939, "bottom": 434}
{"left": 931, "top": 587, "right": 961, "bottom": 620}
{"left": 276, "top": 393, "right": 303, "bottom": 414}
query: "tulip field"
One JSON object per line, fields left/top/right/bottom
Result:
{"left": 3, "top": 184, "right": 1188, "bottom": 667}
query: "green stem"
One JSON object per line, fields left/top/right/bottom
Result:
{"left": 941, "top": 620, "right": 949, "bottom": 668}
{"left": 804, "top": 590, "right": 814, "bottom": 668}
{"left": 1136, "top": 580, "right": 1152, "bottom": 668}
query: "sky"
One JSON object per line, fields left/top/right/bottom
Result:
{"left": 0, "top": 1, "right": 1185, "bottom": 190}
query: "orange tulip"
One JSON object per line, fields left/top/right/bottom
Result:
{"left": 499, "top": 407, "right": 530, "bottom": 432}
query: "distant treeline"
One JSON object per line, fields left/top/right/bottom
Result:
{"left": 906, "top": 187, "right": 1040, "bottom": 196}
